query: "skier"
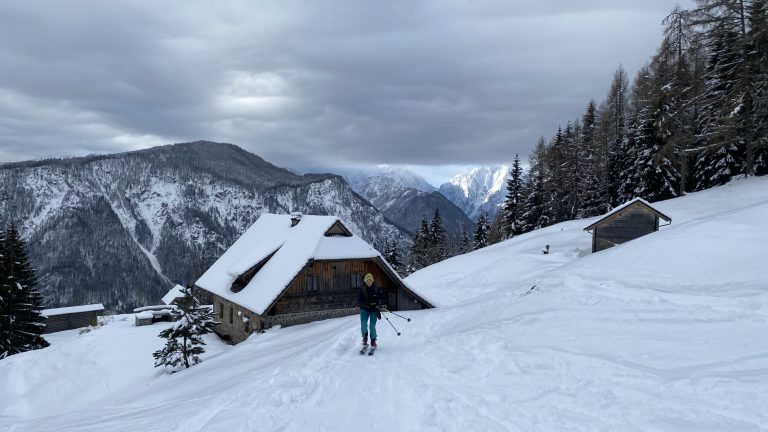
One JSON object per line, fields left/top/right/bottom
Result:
{"left": 358, "top": 273, "right": 383, "bottom": 350}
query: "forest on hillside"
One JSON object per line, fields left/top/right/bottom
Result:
{"left": 405, "top": 1, "right": 768, "bottom": 273}
{"left": 494, "top": 0, "right": 767, "bottom": 238}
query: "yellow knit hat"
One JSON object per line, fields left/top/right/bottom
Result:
{"left": 364, "top": 273, "right": 374, "bottom": 283}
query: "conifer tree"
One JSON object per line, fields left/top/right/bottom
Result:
{"left": 559, "top": 122, "right": 582, "bottom": 220}
{"left": 747, "top": 0, "right": 768, "bottom": 175}
{"left": 502, "top": 154, "right": 524, "bottom": 237}
{"left": 604, "top": 66, "right": 631, "bottom": 205}
{"left": 486, "top": 211, "right": 506, "bottom": 245}
{"left": 384, "top": 241, "right": 403, "bottom": 275}
{"left": 428, "top": 209, "right": 447, "bottom": 264}
{"left": 521, "top": 138, "right": 552, "bottom": 232}
{"left": 459, "top": 227, "right": 471, "bottom": 254}
{"left": 578, "top": 101, "right": 612, "bottom": 216}
{"left": 694, "top": 26, "right": 745, "bottom": 189}
{"left": 0, "top": 223, "right": 49, "bottom": 359}
{"left": 409, "top": 217, "right": 431, "bottom": 270}
{"left": 473, "top": 213, "right": 489, "bottom": 250}
{"left": 153, "top": 286, "right": 217, "bottom": 370}
{"left": 634, "top": 47, "right": 682, "bottom": 201}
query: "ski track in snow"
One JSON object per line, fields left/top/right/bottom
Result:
{"left": 2, "top": 177, "right": 768, "bottom": 431}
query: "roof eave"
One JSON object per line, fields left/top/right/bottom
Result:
{"left": 583, "top": 200, "right": 672, "bottom": 232}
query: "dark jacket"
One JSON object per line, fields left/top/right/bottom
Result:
{"left": 358, "top": 283, "right": 382, "bottom": 312}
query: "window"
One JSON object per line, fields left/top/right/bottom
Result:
{"left": 305, "top": 275, "right": 320, "bottom": 293}
{"left": 229, "top": 306, "right": 234, "bottom": 324}
{"left": 351, "top": 272, "right": 364, "bottom": 289}
{"left": 219, "top": 303, "right": 224, "bottom": 319}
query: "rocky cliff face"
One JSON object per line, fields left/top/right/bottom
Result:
{"left": 0, "top": 141, "right": 408, "bottom": 311}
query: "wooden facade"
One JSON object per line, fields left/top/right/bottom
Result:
{"left": 42, "top": 304, "right": 104, "bottom": 333}
{"left": 584, "top": 200, "right": 671, "bottom": 253}
{"left": 208, "top": 258, "right": 430, "bottom": 343}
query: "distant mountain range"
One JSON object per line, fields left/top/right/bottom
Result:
{"left": 332, "top": 167, "right": 474, "bottom": 235}
{"left": 0, "top": 142, "right": 409, "bottom": 312}
{"left": 308, "top": 164, "right": 510, "bottom": 227}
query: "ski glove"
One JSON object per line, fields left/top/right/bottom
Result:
{"left": 376, "top": 310, "right": 382, "bottom": 320}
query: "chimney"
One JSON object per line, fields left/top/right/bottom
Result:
{"left": 290, "top": 212, "right": 303, "bottom": 227}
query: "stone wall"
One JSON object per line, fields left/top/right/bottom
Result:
{"left": 211, "top": 293, "right": 361, "bottom": 343}
{"left": 266, "top": 307, "right": 359, "bottom": 328}
{"left": 211, "top": 294, "right": 265, "bottom": 343}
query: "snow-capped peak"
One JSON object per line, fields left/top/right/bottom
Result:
{"left": 447, "top": 166, "right": 509, "bottom": 199}
{"left": 440, "top": 166, "right": 509, "bottom": 220}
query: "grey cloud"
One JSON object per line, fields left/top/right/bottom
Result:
{"left": 0, "top": 0, "right": 690, "bottom": 169}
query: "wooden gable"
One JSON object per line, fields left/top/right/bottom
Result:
{"left": 324, "top": 220, "right": 353, "bottom": 237}
{"left": 264, "top": 256, "right": 432, "bottom": 317}
{"left": 584, "top": 200, "right": 672, "bottom": 253}
{"left": 584, "top": 200, "right": 671, "bottom": 233}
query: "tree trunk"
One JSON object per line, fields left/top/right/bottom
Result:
{"left": 183, "top": 336, "right": 190, "bottom": 368}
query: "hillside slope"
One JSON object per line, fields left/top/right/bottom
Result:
{"left": 0, "top": 142, "right": 408, "bottom": 311}
{"left": 1, "top": 177, "right": 767, "bottom": 431}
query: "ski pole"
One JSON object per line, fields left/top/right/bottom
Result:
{"left": 386, "top": 310, "right": 411, "bottom": 322}
{"left": 378, "top": 306, "right": 412, "bottom": 322}
{"left": 379, "top": 311, "right": 401, "bottom": 336}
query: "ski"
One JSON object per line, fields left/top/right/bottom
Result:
{"left": 359, "top": 346, "right": 369, "bottom": 355}
{"left": 367, "top": 347, "right": 376, "bottom": 356}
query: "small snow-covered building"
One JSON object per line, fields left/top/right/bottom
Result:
{"left": 161, "top": 284, "right": 193, "bottom": 308}
{"left": 41, "top": 304, "right": 105, "bottom": 333}
{"left": 195, "top": 213, "right": 433, "bottom": 343}
{"left": 584, "top": 198, "right": 671, "bottom": 253}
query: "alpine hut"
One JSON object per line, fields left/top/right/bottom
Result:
{"left": 584, "top": 198, "right": 671, "bottom": 253}
{"left": 41, "top": 303, "right": 105, "bottom": 333}
{"left": 195, "top": 213, "right": 433, "bottom": 343}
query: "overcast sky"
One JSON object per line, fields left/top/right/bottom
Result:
{"left": 0, "top": 1, "right": 689, "bottom": 184}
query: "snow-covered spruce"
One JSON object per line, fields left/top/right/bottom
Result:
{"left": 0, "top": 222, "right": 49, "bottom": 359}
{"left": 153, "top": 287, "right": 217, "bottom": 371}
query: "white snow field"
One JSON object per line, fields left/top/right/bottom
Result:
{"left": 1, "top": 177, "right": 768, "bottom": 432}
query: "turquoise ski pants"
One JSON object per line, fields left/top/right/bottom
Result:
{"left": 360, "top": 308, "right": 378, "bottom": 340}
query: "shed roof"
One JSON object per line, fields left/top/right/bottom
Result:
{"left": 42, "top": 304, "right": 105, "bottom": 317}
{"left": 162, "top": 284, "right": 186, "bottom": 305}
{"left": 195, "top": 214, "right": 431, "bottom": 315}
{"left": 583, "top": 198, "right": 672, "bottom": 232}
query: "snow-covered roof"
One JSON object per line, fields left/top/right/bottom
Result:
{"left": 583, "top": 198, "right": 672, "bottom": 232}
{"left": 42, "top": 304, "right": 105, "bottom": 317}
{"left": 195, "top": 214, "right": 393, "bottom": 315}
{"left": 161, "top": 284, "right": 186, "bottom": 305}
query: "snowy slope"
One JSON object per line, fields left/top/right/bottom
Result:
{"left": 1, "top": 177, "right": 767, "bottom": 431}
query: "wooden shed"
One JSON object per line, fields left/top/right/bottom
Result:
{"left": 583, "top": 198, "right": 671, "bottom": 253}
{"left": 196, "top": 213, "right": 433, "bottom": 343}
{"left": 161, "top": 284, "right": 194, "bottom": 308}
{"left": 41, "top": 304, "right": 105, "bottom": 333}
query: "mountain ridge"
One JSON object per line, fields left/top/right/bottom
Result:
{"left": 0, "top": 141, "right": 409, "bottom": 311}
